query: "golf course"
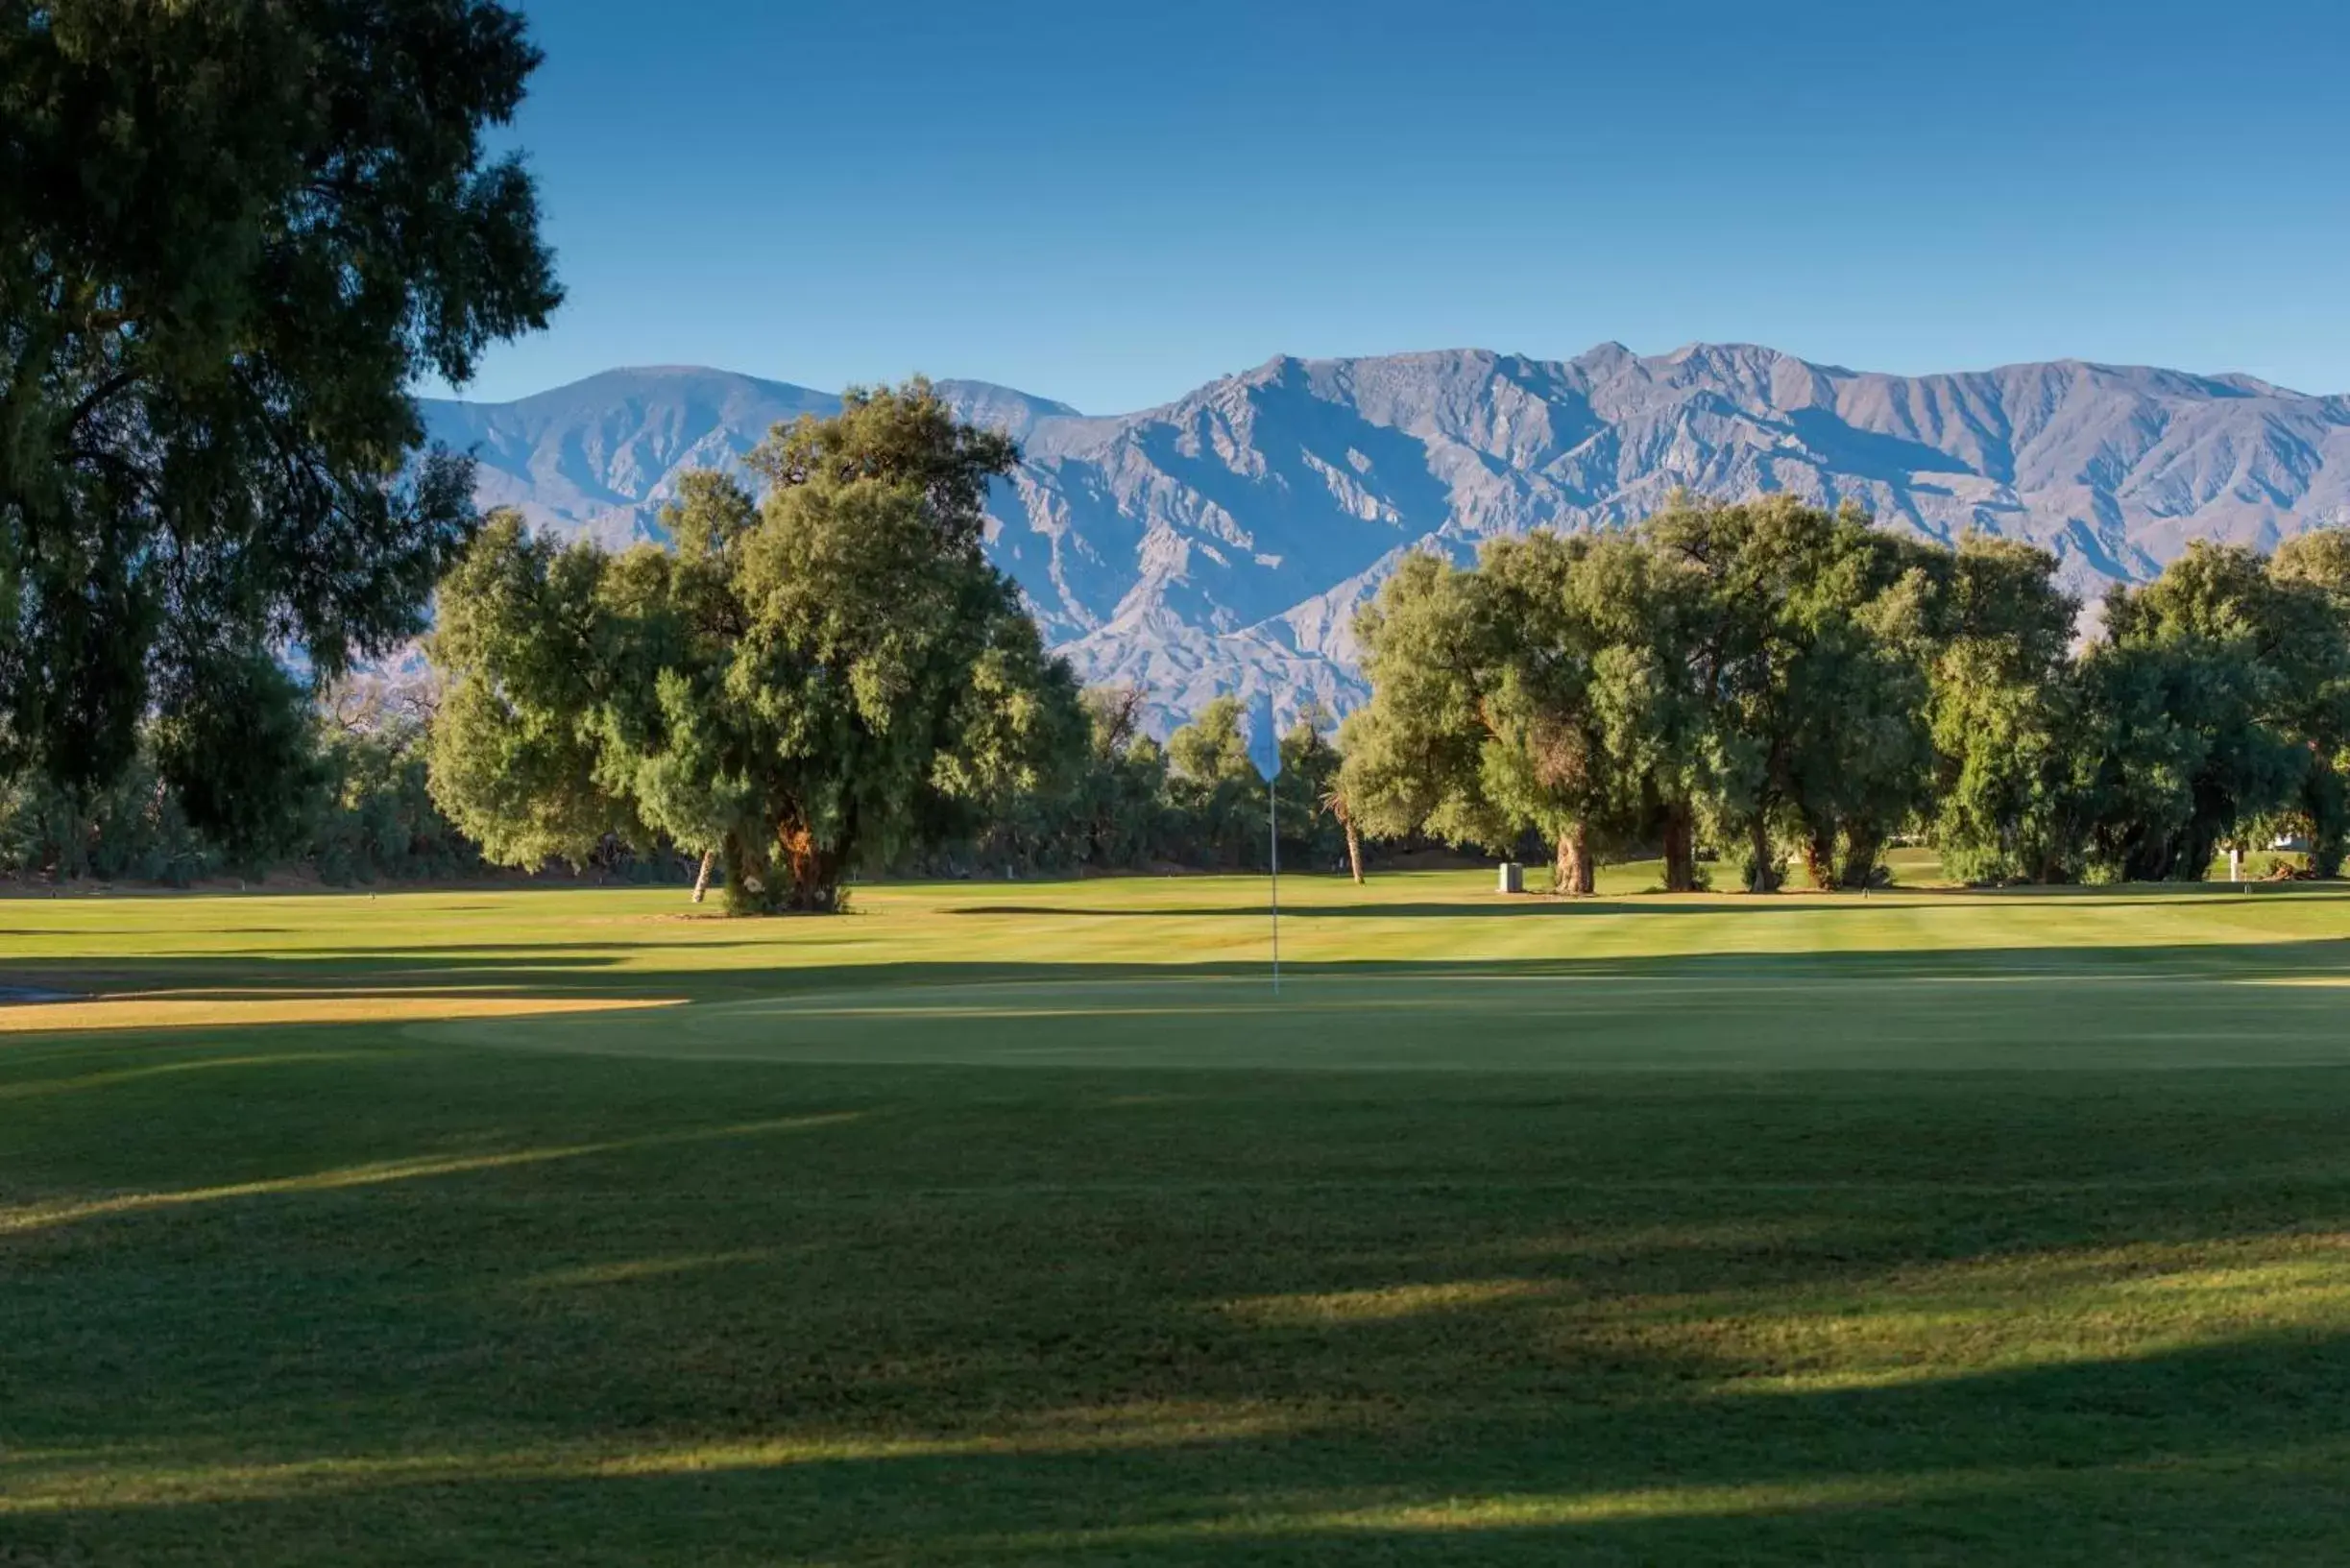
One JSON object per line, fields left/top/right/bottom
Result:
{"left": 8, "top": 869, "right": 2350, "bottom": 1563}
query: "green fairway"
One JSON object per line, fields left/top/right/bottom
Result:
{"left": 7, "top": 873, "right": 2350, "bottom": 1563}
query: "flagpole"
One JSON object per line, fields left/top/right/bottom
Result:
{"left": 1270, "top": 772, "right": 1280, "bottom": 997}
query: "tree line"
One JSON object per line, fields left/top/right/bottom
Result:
{"left": 14, "top": 372, "right": 2350, "bottom": 905}
{"left": 1336, "top": 497, "right": 2350, "bottom": 891}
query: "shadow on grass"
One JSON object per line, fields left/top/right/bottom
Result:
{"left": 8, "top": 931, "right": 2350, "bottom": 1018}
{"left": 8, "top": 975, "right": 2350, "bottom": 1563}
{"left": 9, "top": 1251, "right": 2350, "bottom": 1563}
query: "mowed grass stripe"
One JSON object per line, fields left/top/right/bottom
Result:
{"left": 7, "top": 874, "right": 2350, "bottom": 1562}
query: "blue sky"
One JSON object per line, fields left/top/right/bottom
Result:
{"left": 462, "top": 0, "right": 2350, "bottom": 409}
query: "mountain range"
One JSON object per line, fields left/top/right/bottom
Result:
{"left": 421, "top": 344, "right": 2350, "bottom": 733}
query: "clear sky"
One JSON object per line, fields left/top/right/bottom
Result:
{"left": 460, "top": 0, "right": 2350, "bottom": 410}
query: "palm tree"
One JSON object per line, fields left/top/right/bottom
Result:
{"left": 1320, "top": 784, "right": 1366, "bottom": 884}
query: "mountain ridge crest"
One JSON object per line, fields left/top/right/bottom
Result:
{"left": 424, "top": 342, "right": 2350, "bottom": 733}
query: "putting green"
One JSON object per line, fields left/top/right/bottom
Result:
{"left": 418, "top": 964, "right": 2350, "bottom": 1071}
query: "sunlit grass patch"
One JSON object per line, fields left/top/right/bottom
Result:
{"left": 1223, "top": 1278, "right": 1567, "bottom": 1326}
{"left": 1621, "top": 1233, "right": 2350, "bottom": 1394}
{"left": 0, "top": 991, "right": 684, "bottom": 1033}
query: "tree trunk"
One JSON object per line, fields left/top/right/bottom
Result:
{"left": 2308, "top": 773, "right": 2346, "bottom": 879}
{"left": 1838, "top": 823, "right": 1884, "bottom": 890}
{"left": 2316, "top": 830, "right": 2345, "bottom": 881}
{"left": 1344, "top": 817, "right": 1365, "bottom": 885}
{"left": 1661, "top": 802, "right": 1696, "bottom": 893}
{"left": 1743, "top": 817, "right": 1781, "bottom": 894}
{"left": 690, "top": 849, "right": 717, "bottom": 905}
{"left": 1803, "top": 829, "right": 1835, "bottom": 892}
{"left": 1553, "top": 823, "right": 1594, "bottom": 897}
{"left": 780, "top": 820, "right": 847, "bottom": 912}
{"left": 720, "top": 831, "right": 779, "bottom": 916}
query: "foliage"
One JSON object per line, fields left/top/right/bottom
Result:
{"left": 309, "top": 687, "right": 484, "bottom": 886}
{"left": 427, "top": 383, "right": 1086, "bottom": 912}
{"left": 1346, "top": 509, "right": 2350, "bottom": 889}
{"left": 1165, "top": 695, "right": 1270, "bottom": 869}
{"left": 0, "top": 0, "right": 559, "bottom": 802}
{"left": 2080, "top": 543, "right": 2323, "bottom": 880}
{"left": 1338, "top": 552, "right": 1510, "bottom": 852}
{"left": 1641, "top": 496, "right": 1944, "bottom": 890}
{"left": 1345, "top": 499, "right": 1961, "bottom": 893}
{"left": 2268, "top": 531, "right": 2350, "bottom": 874}
{"left": 1276, "top": 700, "right": 1348, "bottom": 872}
{"left": 0, "top": 673, "right": 478, "bottom": 887}
{"left": 0, "top": 748, "right": 215, "bottom": 884}
{"left": 1926, "top": 538, "right": 2089, "bottom": 883}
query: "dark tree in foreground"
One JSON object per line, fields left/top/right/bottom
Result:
{"left": 0, "top": 0, "right": 560, "bottom": 822}
{"left": 428, "top": 383, "right": 1086, "bottom": 912}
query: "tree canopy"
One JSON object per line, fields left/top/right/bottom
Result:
{"left": 427, "top": 381, "right": 1085, "bottom": 912}
{"left": 1342, "top": 502, "right": 2350, "bottom": 892}
{"left": 0, "top": 0, "right": 560, "bottom": 820}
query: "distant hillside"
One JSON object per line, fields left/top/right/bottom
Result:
{"left": 423, "top": 345, "right": 2350, "bottom": 733}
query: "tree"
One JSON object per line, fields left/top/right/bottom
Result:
{"left": 1276, "top": 701, "right": 1346, "bottom": 873}
{"left": 1166, "top": 695, "right": 1269, "bottom": 868}
{"left": 1338, "top": 552, "right": 1513, "bottom": 870}
{"left": 150, "top": 647, "right": 325, "bottom": 869}
{"left": 424, "top": 512, "right": 630, "bottom": 871}
{"left": 428, "top": 383, "right": 1084, "bottom": 912}
{"left": 2079, "top": 543, "right": 2307, "bottom": 880}
{"left": 1926, "top": 537, "right": 2091, "bottom": 883}
{"left": 2265, "top": 531, "right": 2350, "bottom": 876}
{"left": 1782, "top": 537, "right": 1944, "bottom": 888}
{"left": 1469, "top": 532, "right": 1627, "bottom": 896}
{"left": 1061, "top": 687, "right": 1175, "bottom": 870}
{"left": 1340, "top": 535, "right": 1670, "bottom": 895}
{"left": 1554, "top": 529, "right": 1717, "bottom": 891}
{"left": 0, "top": 1, "right": 560, "bottom": 818}
{"left": 1643, "top": 496, "right": 1940, "bottom": 891}
{"left": 1320, "top": 779, "right": 1368, "bottom": 884}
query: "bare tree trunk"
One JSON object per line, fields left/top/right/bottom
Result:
{"left": 1553, "top": 823, "right": 1594, "bottom": 897}
{"left": 690, "top": 849, "right": 716, "bottom": 905}
{"left": 1661, "top": 802, "right": 1696, "bottom": 893}
{"left": 1344, "top": 817, "right": 1365, "bottom": 885}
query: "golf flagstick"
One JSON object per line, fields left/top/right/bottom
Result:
{"left": 1248, "top": 692, "right": 1285, "bottom": 1000}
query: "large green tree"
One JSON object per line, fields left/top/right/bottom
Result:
{"left": 1338, "top": 552, "right": 1514, "bottom": 871}
{"left": 1643, "top": 496, "right": 1942, "bottom": 891}
{"left": 428, "top": 383, "right": 1084, "bottom": 912}
{"left": 1926, "top": 537, "right": 2092, "bottom": 883}
{"left": 1468, "top": 532, "right": 1642, "bottom": 895}
{"left": 0, "top": 0, "right": 559, "bottom": 819}
{"left": 1339, "top": 534, "right": 1681, "bottom": 895}
{"left": 2081, "top": 543, "right": 2325, "bottom": 880}
{"left": 2263, "top": 532, "right": 2350, "bottom": 876}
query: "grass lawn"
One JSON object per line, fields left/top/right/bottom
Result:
{"left": 6, "top": 870, "right": 2350, "bottom": 1563}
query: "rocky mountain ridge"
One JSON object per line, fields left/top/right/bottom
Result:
{"left": 422, "top": 344, "right": 2350, "bottom": 731}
